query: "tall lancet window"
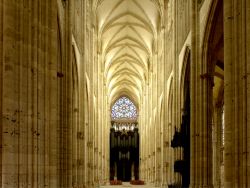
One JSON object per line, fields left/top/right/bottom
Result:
{"left": 111, "top": 96, "right": 137, "bottom": 120}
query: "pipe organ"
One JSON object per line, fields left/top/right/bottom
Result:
{"left": 110, "top": 122, "right": 139, "bottom": 181}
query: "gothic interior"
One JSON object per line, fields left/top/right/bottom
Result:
{"left": 0, "top": 0, "right": 250, "bottom": 187}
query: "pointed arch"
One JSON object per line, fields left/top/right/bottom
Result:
{"left": 180, "top": 46, "right": 191, "bottom": 111}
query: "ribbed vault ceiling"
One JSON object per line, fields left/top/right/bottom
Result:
{"left": 94, "top": 0, "right": 161, "bottom": 107}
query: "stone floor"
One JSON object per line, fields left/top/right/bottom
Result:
{"left": 100, "top": 182, "right": 159, "bottom": 188}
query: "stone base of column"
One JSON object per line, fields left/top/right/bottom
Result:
{"left": 161, "top": 182, "right": 167, "bottom": 187}
{"left": 154, "top": 181, "right": 161, "bottom": 187}
{"left": 190, "top": 184, "right": 214, "bottom": 188}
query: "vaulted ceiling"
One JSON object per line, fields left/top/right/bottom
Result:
{"left": 94, "top": 0, "right": 162, "bottom": 107}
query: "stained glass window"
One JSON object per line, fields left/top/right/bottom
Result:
{"left": 111, "top": 96, "right": 137, "bottom": 120}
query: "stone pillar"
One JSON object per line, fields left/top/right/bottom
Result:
{"left": 0, "top": 1, "right": 3, "bottom": 185}
{"left": 190, "top": 1, "right": 198, "bottom": 186}
{"left": 1, "top": 0, "right": 58, "bottom": 187}
{"left": 65, "top": 0, "right": 74, "bottom": 187}
{"left": 145, "top": 84, "right": 150, "bottom": 182}
{"left": 224, "top": 0, "right": 250, "bottom": 187}
{"left": 190, "top": 0, "right": 213, "bottom": 187}
{"left": 190, "top": 1, "right": 213, "bottom": 188}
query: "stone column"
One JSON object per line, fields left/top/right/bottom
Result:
{"left": 0, "top": 1, "right": 3, "bottom": 185}
{"left": 192, "top": 0, "right": 218, "bottom": 186}
{"left": 65, "top": 0, "right": 74, "bottom": 186}
{"left": 190, "top": 0, "right": 198, "bottom": 186}
{"left": 146, "top": 84, "right": 150, "bottom": 182}
{"left": 1, "top": 0, "right": 58, "bottom": 187}
{"left": 224, "top": 0, "right": 250, "bottom": 187}
{"left": 191, "top": 0, "right": 213, "bottom": 187}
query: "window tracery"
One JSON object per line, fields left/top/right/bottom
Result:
{"left": 111, "top": 96, "right": 137, "bottom": 120}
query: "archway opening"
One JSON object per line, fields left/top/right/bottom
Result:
{"left": 110, "top": 96, "right": 139, "bottom": 182}
{"left": 181, "top": 52, "right": 191, "bottom": 187}
{"left": 170, "top": 49, "right": 191, "bottom": 187}
{"left": 205, "top": 0, "right": 224, "bottom": 186}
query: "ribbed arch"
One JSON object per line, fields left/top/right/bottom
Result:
{"left": 105, "top": 36, "right": 151, "bottom": 55}
{"left": 103, "top": 22, "right": 153, "bottom": 35}
{"left": 108, "top": 79, "right": 142, "bottom": 96}
{"left": 104, "top": 37, "right": 150, "bottom": 62}
{"left": 110, "top": 88, "right": 140, "bottom": 107}
{"left": 107, "top": 69, "right": 143, "bottom": 84}
{"left": 99, "top": 11, "right": 156, "bottom": 37}
{"left": 95, "top": 0, "right": 161, "bottom": 112}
